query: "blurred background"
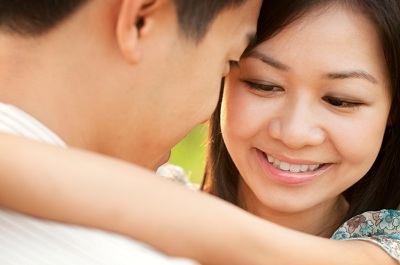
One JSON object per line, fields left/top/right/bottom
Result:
{"left": 168, "top": 124, "right": 207, "bottom": 184}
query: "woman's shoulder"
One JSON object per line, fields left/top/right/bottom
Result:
{"left": 332, "top": 209, "right": 400, "bottom": 239}
{"left": 332, "top": 209, "right": 400, "bottom": 261}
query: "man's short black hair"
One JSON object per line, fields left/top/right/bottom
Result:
{"left": 0, "top": 0, "right": 246, "bottom": 40}
{"left": 0, "top": 0, "right": 88, "bottom": 35}
{"left": 173, "top": 0, "right": 246, "bottom": 41}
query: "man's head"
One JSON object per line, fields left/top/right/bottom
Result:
{"left": 0, "top": 0, "right": 261, "bottom": 169}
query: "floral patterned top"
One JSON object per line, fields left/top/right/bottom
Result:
{"left": 158, "top": 164, "right": 400, "bottom": 262}
{"left": 332, "top": 209, "right": 400, "bottom": 262}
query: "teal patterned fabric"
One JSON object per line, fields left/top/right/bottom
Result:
{"left": 332, "top": 210, "right": 400, "bottom": 261}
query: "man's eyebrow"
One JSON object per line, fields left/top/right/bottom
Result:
{"left": 323, "top": 70, "right": 378, "bottom": 84}
{"left": 246, "top": 32, "right": 258, "bottom": 48}
{"left": 243, "top": 50, "right": 290, "bottom": 71}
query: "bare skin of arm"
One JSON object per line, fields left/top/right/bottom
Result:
{"left": 0, "top": 132, "right": 396, "bottom": 265}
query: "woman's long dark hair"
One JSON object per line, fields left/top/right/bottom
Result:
{"left": 202, "top": 0, "right": 400, "bottom": 222}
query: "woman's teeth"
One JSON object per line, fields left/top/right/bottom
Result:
{"left": 263, "top": 153, "right": 322, "bottom": 173}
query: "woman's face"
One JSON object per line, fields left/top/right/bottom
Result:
{"left": 221, "top": 7, "right": 391, "bottom": 216}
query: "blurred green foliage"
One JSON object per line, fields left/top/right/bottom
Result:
{"left": 168, "top": 124, "right": 207, "bottom": 184}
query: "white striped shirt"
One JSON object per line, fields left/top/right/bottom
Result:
{"left": 0, "top": 103, "right": 198, "bottom": 265}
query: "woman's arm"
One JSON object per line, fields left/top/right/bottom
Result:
{"left": 0, "top": 132, "right": 396, "bottom": 265}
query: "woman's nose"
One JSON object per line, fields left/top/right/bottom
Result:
{"left": 268, "top": 102, "right": 325, "bottom": 149}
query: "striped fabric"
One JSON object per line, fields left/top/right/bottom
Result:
{"left": 0, "top": 103, "right": 198, "bottom": 265}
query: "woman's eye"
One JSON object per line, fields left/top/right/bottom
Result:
{"left": 242, "top": 80, "right": 283, "bottom": 92}
{"left": 322, "top": 96, "right": 362, "bottom": 109}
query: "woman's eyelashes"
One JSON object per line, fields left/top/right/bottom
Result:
{"left": 241, "top": 78, "right": 364, "bottom": 110}
{"left": 241, "top": 80, "right": 283, "bottom": 92}
{"left": 322, "top": 96, "right": 363, "bottom": 109}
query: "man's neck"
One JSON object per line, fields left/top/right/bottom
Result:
{"left": 0, "top": 31, "right": 167, "bottom": 170}
{"left": 0, "top": 31, "right": 94, "bottom": 149}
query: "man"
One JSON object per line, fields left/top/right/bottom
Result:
{"left": 0, "top": 0, "right": 261, "bottom": 264}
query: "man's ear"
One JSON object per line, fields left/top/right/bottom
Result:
{"left": 117, "top": 0, "right": 158, "bottom": 63}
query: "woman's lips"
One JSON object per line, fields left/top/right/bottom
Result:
{"left": 257, "top": 150, "right": 329, "bottom": 185}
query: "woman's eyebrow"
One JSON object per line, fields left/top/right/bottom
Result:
{"left": 243, "top": 50, "right": 379, "bottom": 85}
{"left": 322, "top": 70, "right": 378, "bottom": 84}
{"left": 243, "top": 50, "right": 290, "bottom": 71}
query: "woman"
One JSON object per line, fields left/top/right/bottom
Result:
{"left": 1, "top": 0, "right": 400, "bottom": 264}
{"left": 204, "top": 0, "right": 400, "bottom": 260}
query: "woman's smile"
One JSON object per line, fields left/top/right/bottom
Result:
{"left": 262, "top": 152, "right": 324, "bottom": 173}
{"left": 257, "top": 149, "right": 330, "bottom": 185}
